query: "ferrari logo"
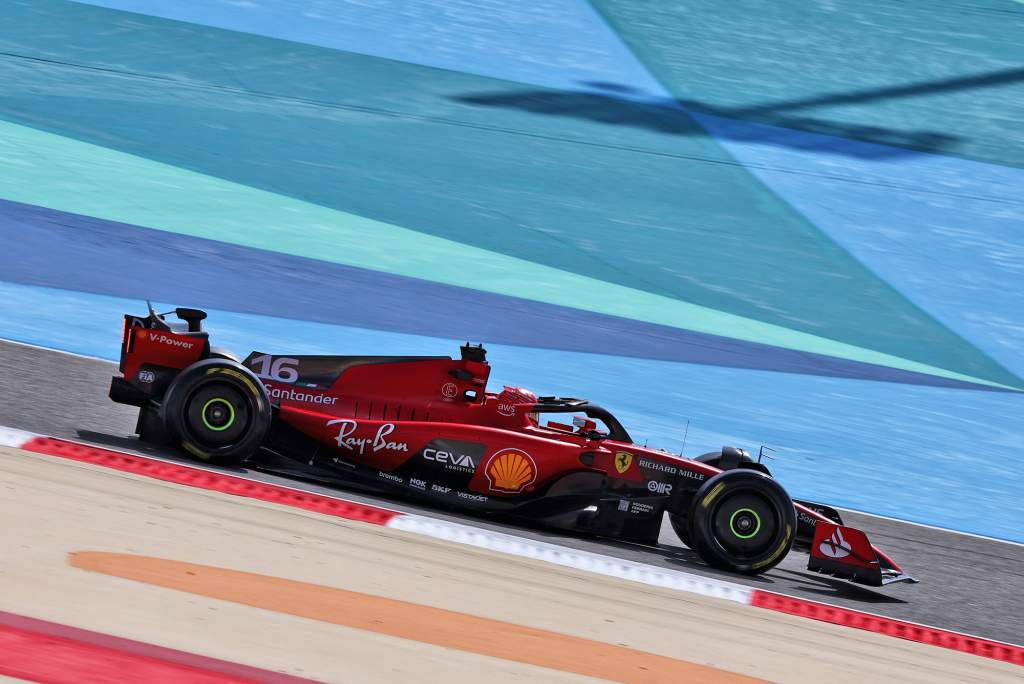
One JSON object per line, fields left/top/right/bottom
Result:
{"left": 614, "top": 451, "right": 633, "bottom": 474}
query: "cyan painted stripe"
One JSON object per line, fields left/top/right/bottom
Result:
{"left": 694, "top": 114, "right": 1024, "bottom": 380}
{"left": 0, "top": 118, "right": 1006, "bottom": 389}
{"left": 1, "top": 197, "right": 1005, "bottom": 391}
{"left": 64, "top": 0, "right": 668, "bottom": 99}
{"left": 2, "top": 280, "right": 1021, "bottom": 543}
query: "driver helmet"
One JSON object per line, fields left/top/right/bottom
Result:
{"left": 496, "top": 386, "right": 538, "bottom": 422}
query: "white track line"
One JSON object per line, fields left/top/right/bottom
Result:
{"left": 6, "top": 425, "right": 1023, "bottom": 659}
{"left": 837, "top": 506, "right": 1024, "bottom": 547}
{"left": 0, "top": 426, "right": 37, "bottom": 447}
{"left": 0, "top": 337, "right": 115, "bottom": 363}
{"left": 4, "top": 333, "right": 1019, "bottom": 548}
{"left": 1, "top": 423, "right": 753, "bottom": 603}
{"left": 388, "top": 514, "right": 753, "bottom": 603}
{"left": 4, "top": 336, "right": 1021, "bottom": 547}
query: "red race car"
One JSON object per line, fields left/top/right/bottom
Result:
{"left": 110, "top": 304, "right": 916, "bottom": 586}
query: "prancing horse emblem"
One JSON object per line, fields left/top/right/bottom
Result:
{"left": 614, "top": 451, "right": 633, "bottom": 474}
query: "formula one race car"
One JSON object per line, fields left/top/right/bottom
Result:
{"left": 110, "top": 304, "right": 916, "bottom": 586}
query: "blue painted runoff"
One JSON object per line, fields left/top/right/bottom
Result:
{"left": 0, "top": 198, "right": 1003, "bottom": 392}
{"left": 66, "top": 0, "right": 667, "bottom": 99}
{"left": 1, "top": 280, "right": 1021, "bottom": 543}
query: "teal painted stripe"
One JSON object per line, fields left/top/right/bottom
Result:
{"left": 0, "top": 117, "right": 1014, "bottom": 391}
{"left": 2, "top": 0, "right": 1014, "bottom": 391}
{"left": 589, "top": 0, "right": 1024, "bottom": 168}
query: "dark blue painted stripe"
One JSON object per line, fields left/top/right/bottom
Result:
{"left": 0, "top": 197, "right": 1007, "bottom": 392}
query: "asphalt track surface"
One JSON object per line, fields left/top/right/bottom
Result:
{"left": 2, "top": 340, "right": 1021, "bottom": 645}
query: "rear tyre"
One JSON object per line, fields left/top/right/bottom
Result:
{"left": 668, "top": 512, "right": 693, "bottom": 549}
{"left": 162, "top": 359, "right": 271, "bottom": 466}
{"left": 688, "top": 469, "right": 795, "bottom": 574}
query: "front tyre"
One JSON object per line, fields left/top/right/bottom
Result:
{"left": 688, "top": 469, "right": 795, "bottom": 575}
{"left": 162, "top": 359, "right": 271, "bottom": 466}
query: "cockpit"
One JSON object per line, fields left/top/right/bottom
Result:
{"left": 528, "top": 397, "right": 632, "bottom": 443}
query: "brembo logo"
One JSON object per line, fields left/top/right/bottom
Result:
{"left": 818, "top": 527, "right": 852, "bottom": 559}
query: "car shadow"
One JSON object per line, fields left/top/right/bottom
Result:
{"left": 621, "top": 540, "right": 907, "bottom": 602}
{"left": 73, "top": 430, "right": 250, "bottom": 474}
{"left": 769, "top": 568, "right": 908, "bottom": 604}
{"left": 69, "top": 430, "right": 900, "bottom": 605}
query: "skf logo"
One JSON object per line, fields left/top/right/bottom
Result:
{"left": 818, "top": 527, "right": 852, "bottom": 559}
{"left": 614, "top": 451, "right": 633, "bottom": 474}
{"left": 485, "top": 448, "right": 537, "bottom": 493}
{"left": 647, "top": 481, "right": 672, "bottom": 495}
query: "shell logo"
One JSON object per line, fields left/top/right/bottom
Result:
{"left": 137, "top": 329, "right": 147, "bottom": 339}
{"left": 484, "top": 448, "right": 537, "bottom": 493}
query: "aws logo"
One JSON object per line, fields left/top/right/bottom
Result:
{"left": 484, "top": 448, "right": 537, "bottom": 493}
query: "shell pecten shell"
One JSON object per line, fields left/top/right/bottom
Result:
{"left": 485, "top": 448, "right": 537, "bottom": 492}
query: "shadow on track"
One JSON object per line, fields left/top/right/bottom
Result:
{"left": 77, "top": 428, "right": 905, "bottom": 605}
{"left": 450, "top": 67, "right": 1024, "bottom": 159}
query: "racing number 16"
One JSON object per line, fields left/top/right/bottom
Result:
{"left": 250, "top": 354, "right": 299, "bottom": 383}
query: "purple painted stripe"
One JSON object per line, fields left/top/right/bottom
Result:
{"left": 0, "top": 198, "right": 1005, "bottom": 391}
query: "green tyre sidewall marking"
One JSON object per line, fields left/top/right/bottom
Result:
{"left": 728, "top": 507, "right": 762, "bottom": 539}
{"left": 201, "top": 397, "right": 235, "bottom": 432}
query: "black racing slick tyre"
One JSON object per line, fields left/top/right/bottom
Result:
{"left": 687, "top": 469, "right": 796, "bottom": 575}
{"left": 162, "top": 359, "right": 271, "bottom": 466}
{"left": 667, "top": 512, "right": 693, "bottom": 549}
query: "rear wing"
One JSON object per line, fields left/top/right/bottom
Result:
{"left": 111, "top": 305, "right": 209, "bottom": 407}
{"left": 119, "top": 303, "right": 208, "bottom": 371}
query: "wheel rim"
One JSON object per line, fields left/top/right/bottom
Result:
{"left": 201, "top": 398, "right": 235, "bottom": 431}
{"left": 728, "top": 507, "right": 762, "bottom": 539}
{"left": 184, "top": 382, "right": 250, "bottom": 447}
{"left": 710, "top": 491, "right": 779, "bottom": 558}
